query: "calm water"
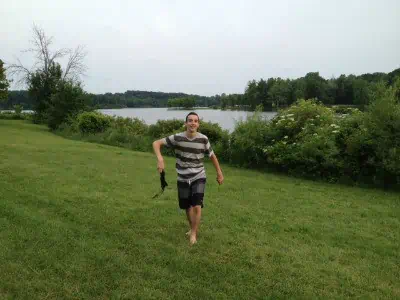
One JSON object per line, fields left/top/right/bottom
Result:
{"left": 99, "top": 108, "right": 277, "bottom": 132}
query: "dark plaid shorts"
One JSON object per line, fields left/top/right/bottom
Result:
{"left": 177, "top": 178, "right": 206, "bottom": 209}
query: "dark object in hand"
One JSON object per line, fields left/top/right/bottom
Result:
{"left": 160, "top": 170, "right": 168, "bottom": 190}
{"left": 152, "top": 170, "right": 168, "bottom": 199}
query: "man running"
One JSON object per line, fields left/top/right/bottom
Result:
{"left": 152, "top": 112, "right": 224, "bottom": 245}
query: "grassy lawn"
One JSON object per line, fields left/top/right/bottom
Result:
{"left": 1, "top": 120, "right": 399, "bottom": 299}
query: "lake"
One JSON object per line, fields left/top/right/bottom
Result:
{"left": 98, "top": 108, "right": 277, "bottom": 132}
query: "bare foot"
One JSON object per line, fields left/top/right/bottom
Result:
{"left": 186, "top": 230, "right": 191, "bottom": 236}
{"left": 189, "top": 234, "right": 197, "bottom": 246}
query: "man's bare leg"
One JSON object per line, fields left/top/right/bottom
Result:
{"left": 185, "top": 207, "right": 193, "bottom": 236}
{"left": 189, "top": 205, "right": 202, "bottom": 245}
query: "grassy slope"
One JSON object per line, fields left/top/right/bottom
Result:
{"left": 0, "top": 120, "right": 399, "bottom": 299}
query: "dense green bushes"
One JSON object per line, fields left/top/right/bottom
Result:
{"left": 344, "top": 84, "right": 400, "bottom": 186}
{"left": 261, "top": 100, "right": 342, "bottom": 179}
{"left": 228, "top": 86, "right": 400, "bottom": 187}
{"left": 47, "top": 81, "right": 92, "bottom": 130}
{"left": 198, "top": 120, "right": 230, "bottom": 162}
{"left": 77, "top": 112, "right": 112, "bottom": 134}
{"left": 229, "top": 113, "right": 272, "bottom": 167}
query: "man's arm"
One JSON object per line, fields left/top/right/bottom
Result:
{"left": 152, "top": 139, "right": 165, "bottom": 173}
{"left": 210, "top": 153, "right": 224, "bottom": 185}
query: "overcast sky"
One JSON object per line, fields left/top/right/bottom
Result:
{"left": 2, "top": 0, "right": 400, "bottom": 96}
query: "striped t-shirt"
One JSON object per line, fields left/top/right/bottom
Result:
{"left": 162, "top": 132, "right": 214, "bottom": 183}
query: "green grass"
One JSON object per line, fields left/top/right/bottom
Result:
{"left": 1, "top": 120, "right": 399, "bottom": 299}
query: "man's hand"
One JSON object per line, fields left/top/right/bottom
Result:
{"left": 153, "top": 140, "right": 165, "bottom": 173}
{"left": 157, "top": 159, "right": 165, "bottom": 173}
{"left": 210, "top": 154, "right": 224, "bottom": 185}
{"left": 217, "top": 171, "right": 224, "bottom": 185}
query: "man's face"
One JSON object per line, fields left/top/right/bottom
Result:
{"left": 185, "top": 114, "right": 200, "bottom": 133}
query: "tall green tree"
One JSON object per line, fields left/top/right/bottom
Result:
{"left": 219, "top": 93, "right": 228, "bottom": 109}
{"left": 28, "top": 62, "right": 63, "bottom": 123}
{"left": 8, "top": 24, "right": 87, "bottom": 123}
{"left": 268, "top": 78, "right": 290, "bottom": 109}
{"left": 287, "top": 79, "right": 306, "bottom": 105}
{"left": 324, "top": 79, "right": 338, "bottom": 105}
{"left": 257, "top": 79, "right": 270, "bottom": 110}
{"left": 335, "top": 75, "right": 350, "bottom": 104}
{"left": 304, "top": 72, "right": 327, "bottom": 101}
{"left": 352, "top": 78, "right": 371, "bottom": 107}
{"left": 0, "top": 59, "right": 9, "bottom": 103}
{"left": 244, "top": 80, "right": 259, "bottom": 110}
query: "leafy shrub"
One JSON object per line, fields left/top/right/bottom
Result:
{"left": 212, "top": 130, "right": 231, "bottom": 162}
{"left": 328, "top": 109, "right": 365, "bottom": 181}
{"left": 230, "top": 113, "right": 273, "bottom": 167}
{"left": 104, "top": 128, "right": 130, "bottom": 145}
{"left": 96, "top": 117, "right": 150, "bottom": 146}
{"left": 229, "top": 100, "right": 336, "bottom": 169}
{"left": 198, "top": 120, "right": 230, "bottom": 162}
{"left": 47, "top": 81, "right": 91, "bottom": 130}
{"left": 111, "top": 116, "right": 148, "bottom": 136}
{"left": 77, "top": 111, "right": 112, "bottom": 134}
{"left": 261, "top": 100, "right": 339, "bottom": 174}
{"left": 266, "top": 125, "right": 342, "bottom": 180}
{"left": 344, "top": 82, "right": 400, "bottom": 186}
{"left": 129, "top": 135, "right": 154, "bottom": 152}
{"left": 198, "top": 120, "right": 226, "bottom": 143}
{"left": 271, "top": 99, "right": 335, "bottom": 140}
{"left": 148, "top": 119, "right": 184, "bottom": 138}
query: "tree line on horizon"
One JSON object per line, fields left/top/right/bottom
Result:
{"left": 219, "top": 68, "right": 400, "bottom": 110}
{"left": 3, "top": 67, "right": 400, "bottom": 111}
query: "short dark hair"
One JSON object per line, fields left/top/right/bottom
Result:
{"left": 185, "top": 112, "right": 199, "bottom": 122}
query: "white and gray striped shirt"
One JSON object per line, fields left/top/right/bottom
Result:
{"left": 162, "top": 132, "right": 214, "bottom": 183}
